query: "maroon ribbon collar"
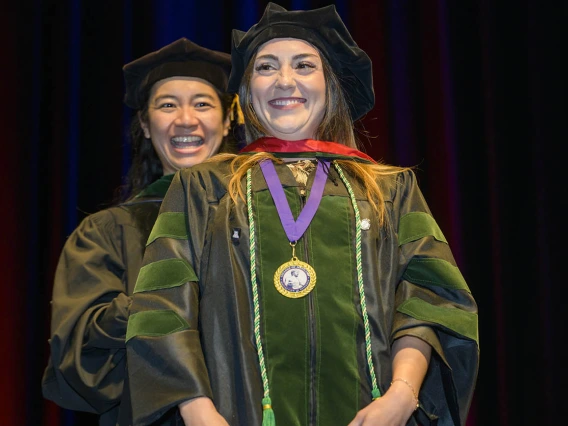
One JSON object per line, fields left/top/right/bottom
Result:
{"left": 241, "top": 137, "right": 377, "bottom": 163}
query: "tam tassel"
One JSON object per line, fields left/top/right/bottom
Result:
{"left": 230, "top": 94, "right": 245, "bottom": 125}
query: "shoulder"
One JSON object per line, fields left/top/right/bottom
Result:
{"left": 178, "top": 157, "right": 233, "bottom": 181}
{"left": 373, "top": 168, "right": 418, "bottom": 203}
{"left": 175, "top": 158, "right": 234, "bottom": 201}
{"left": 77, "top": 208, "right": 121, "bottom": 233}
{"left": 59, "top": 208, "right": 125, "bottom": 255}
{"left": 70, "top": 202, "right": 157, "bottom": 239}
{"left": 85, "top": 204, "right": 153, "bottom": 228}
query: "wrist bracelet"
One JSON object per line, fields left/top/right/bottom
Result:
{"left": 390, "top": 378, "right": 420, "bottom": 411}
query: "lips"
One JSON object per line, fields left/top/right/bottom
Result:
{"left": 170, "top": 135, "right": 203, "bottom": 148}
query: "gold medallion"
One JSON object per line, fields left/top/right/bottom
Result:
{"left": 274, "top": 257, "right": 317, "bottom": 298}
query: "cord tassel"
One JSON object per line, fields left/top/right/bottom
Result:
{"left": 262, "top": 397, "right": 276, "bottom": 426}
{"left": 371, "top": 388, "right": 381, "bottom": 400}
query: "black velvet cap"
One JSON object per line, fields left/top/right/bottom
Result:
{"left": 123, "top": 38, "right": 231, "bottom": 109}
{"left": 228, "top": 3, "right": 374, "bottom": 120}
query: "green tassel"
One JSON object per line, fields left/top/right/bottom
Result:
{"left": 261, "top": 397, "right": 276, "bottom": 426}
{"left": 371, "top": 388, "right": 381, "bottom": 400}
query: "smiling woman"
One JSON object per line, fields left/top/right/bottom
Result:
{"left": 126, "top": 4, "right": 479, "bottom": 426}
{"left": 250, "top": 39, "right": 326, "bottom": 140}
{"left": 141, "top": 76, "right": 230, "bottom": 174}
{"left": 42, "top": 38, "right": 239, "bottom": 426}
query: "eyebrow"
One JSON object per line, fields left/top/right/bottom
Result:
{"left": 152, "top": 93, "right": 217, "bottom": 103}
{"left": 255, "top": 53, "right": 319, "bottom": 61}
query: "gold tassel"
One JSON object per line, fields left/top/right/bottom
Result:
{"left": 230, "top": 94, "right": 245, "bottom": 125}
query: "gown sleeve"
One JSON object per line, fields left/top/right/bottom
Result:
{"left": 390, "top": 170, "right": 479, "bottom": 426}
{"left": 126, "top": 170, "right": 213, "bottom": 426}
{"left": 42, "top": 209, "right": 131, "bottom": 414}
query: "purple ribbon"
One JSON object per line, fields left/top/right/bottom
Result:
{"left": 259, "top": 160, "right": 329, "bottom": 243}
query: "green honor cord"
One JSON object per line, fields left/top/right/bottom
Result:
{"left": 245, "top": 162, "right": 381, "bottom": 425}
{"left": 246, "top": 169, "right": 275, "bottom": 426}
{"left": 334, "top": 162, "right": 381, "bottom": 400}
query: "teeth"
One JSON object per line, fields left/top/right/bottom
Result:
{"left": 171, "top": 136, "right": 202, "bottom": 143}
{"left": 171, "top": 136, "right": 203, "bottom": 148}
{"left": 271, "top": 99, "right": 304, "bottom": 106}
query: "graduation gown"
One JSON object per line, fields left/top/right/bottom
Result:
{"left": 42, "top": 175, "right": 179, "bottom": 426}
{"left": 126, "top": 143, "right": 479, "bottom": 426}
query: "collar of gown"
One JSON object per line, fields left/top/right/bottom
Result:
{"left": 239, "top": 137, "right": 377, "bottom": 164}
{"left": 134, "top": 173, "right": 174, "bottom": 199}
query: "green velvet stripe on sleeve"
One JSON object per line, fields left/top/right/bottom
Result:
{"left": 403, "top": 257, "right": 470, "bottom": 292}
{"left": 147, "top": 212, "right": 189, "bottom": 246}
{"left": 134, "top": 258, "right": 198, "bottom": 293}
{"left": 125, "top": 310, "right": 190, "bottom": 342}
{"left": 397, "top": 297, "right": 478, "bottom": 343}
{"left": 398, "top": 212, "right": 447, "bottom": 246}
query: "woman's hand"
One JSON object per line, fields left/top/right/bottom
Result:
{"left": 179, "top": 397, "right": 230, "bottom": 426}
{"left": 346, "top": 382, "right": 417, "bottom": 426}
{"left": 348, "top": 335, "right": 430, "bottom": 425}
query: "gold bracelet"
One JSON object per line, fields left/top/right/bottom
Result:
{"left": 390, "top": 378, "right": 420, "bottom": 410}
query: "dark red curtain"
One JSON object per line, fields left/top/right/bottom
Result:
{"left": 2, "top": 1, "right": 565, "bottom": 425}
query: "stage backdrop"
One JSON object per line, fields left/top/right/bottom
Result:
{"left": 1, "top": 1, "right": 565, "bottom": 425}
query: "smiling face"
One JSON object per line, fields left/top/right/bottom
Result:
{"left": 140, "top": 76, "right": 229, "bottom": 175}
{"left": 250, "top": 38, "right": 326, "bottom": 141}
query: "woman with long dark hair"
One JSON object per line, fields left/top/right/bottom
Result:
{"left": 43, "top": 38, "right": 240, "bottom": 426}
{"left": 127, "top": 5, "right": 479, "bottom": 426}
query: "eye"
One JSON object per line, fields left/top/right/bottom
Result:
{"left": 255, "top": 63, "right": 277, "bottom": 72}
{"left": 157, "top": 102, "right": 176, "bottom": 109}
{"left": 195, "top": 102, "right": 213, "bottom": 109}
{"left": 296, "top": 61, "right": 316, "bottom": 70}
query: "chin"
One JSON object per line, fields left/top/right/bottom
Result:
{"left": 171, "top": 160, "right": 198, "bottom": 170}
{"left": 271, "top": 126, "right": 309, "bottom": 138}
{"left": 274, "top": 135, "right": 307, "bottom": 141}
{"left": 278, "top": 131, "right": 313, "bottom": 140}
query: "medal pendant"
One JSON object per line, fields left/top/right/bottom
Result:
{"left": 274, "top": 257, "right": 317, "bottom": 298}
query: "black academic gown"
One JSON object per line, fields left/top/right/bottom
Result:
{"left": 42, "top": 175, "right": 180, "bottom": 426}
{"left": 126, "top": 151, "right": 479, "bottom": 426}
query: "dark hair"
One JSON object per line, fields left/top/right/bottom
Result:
{"left": 121, "top": 86, "right": 239, "bottom": 201}
{"left": 237, "top": 47, "right": 357, "bottom": 148}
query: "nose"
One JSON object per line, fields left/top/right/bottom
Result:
{"left": 275, "top": 67, "right": 295, "bottom": 90}
{"left": 175, "top": 106, "right": 198, "bottom": 127}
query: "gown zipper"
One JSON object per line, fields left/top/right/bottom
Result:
{"left": 299, "top": 185, "right": 317, "bottom": 426}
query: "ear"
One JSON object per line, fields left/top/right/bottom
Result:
{"left": 223, "top": 114, "right": 231, "bottom": 137}
{"left": 138, "top": 111, "right": 151, "bottom": 139}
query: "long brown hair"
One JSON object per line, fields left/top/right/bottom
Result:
{"left": 214, "top": 43, "right": 408, "bottom": 227}
{"left": 212, "top": 152, "right": 406, "bottom": 227}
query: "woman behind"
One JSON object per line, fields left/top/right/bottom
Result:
{"left": 127, "top": 4, "right": 479, "bottom": 426}
{"left": 42, "top": 38, "right": 239, "bottom": 425}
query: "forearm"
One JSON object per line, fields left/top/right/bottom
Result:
{"left": 83, "top": 292, "right": 131, "bottom": 348}
{"left": 50, "top": 290, "right": 130, "bottom": 401}
{"left": 179, "top": 397, "right": 212, "bottom": 422}
{"left": 178, "top": 397, "right": 229, "bottom": 426}
{"left": 347, "top": 335, "right": 433, "bottom": 425}
{"left": 389, "top": 335, "right": 431, "bottom": 410}
{"left": 48, "top": 293, "right": 130, "bottom": 412}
